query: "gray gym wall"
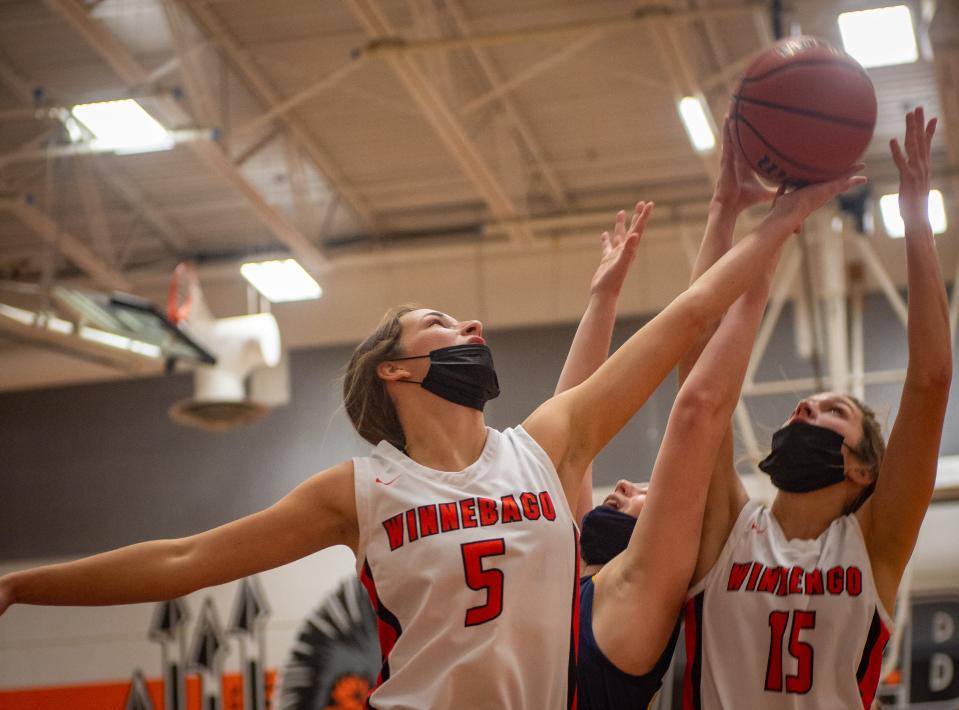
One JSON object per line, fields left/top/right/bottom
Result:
{"left": 1, "top": 292, "right": 957, "bottom": 561}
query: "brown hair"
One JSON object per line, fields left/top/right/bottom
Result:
{"left": 343, "top": 305, "right": 419, "bottom": 449}
{"left": 843, "top": 395, "right": 886, "bottom": 513}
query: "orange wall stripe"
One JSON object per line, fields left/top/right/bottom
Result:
{"left": 0, "top": 671, "right": 277, "bottom": 710}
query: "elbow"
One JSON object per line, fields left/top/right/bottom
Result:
{"left": 908, "top": 357, "right": 953, "bottom": 394}
{"left": 158, "top": 538, "right": 203, "bottom": 599}
{"left": 671, "top": 387, "right": 726, "bottom": 432}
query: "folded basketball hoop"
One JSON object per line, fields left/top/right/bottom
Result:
{"left": 167, "top": 263, "right": 287, "bottom": 432}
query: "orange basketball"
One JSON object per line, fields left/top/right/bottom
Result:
{"left": 732, "top": 36, "right": 877, "bottom": 185}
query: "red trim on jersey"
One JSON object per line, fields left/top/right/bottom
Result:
{"left": 856, "top": 610, "right": 890, "bottom": 708}
{"left": 360, "top": 559, "right": 403, "bottom": 709}
{"left": 682, "top": 593, "right": 704, "bottom": 710}
{"left": 567, "top": 525, "right": 581, "bottom": 710}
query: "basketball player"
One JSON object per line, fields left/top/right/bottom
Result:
{"left": 0, "top": 166, "right": 864, "bottom": 708}
{"left": 558, "top": 117, "right": 780, "bottom": 708}
{"left": 682, "top": 108, "right": 950, "bottom": 709}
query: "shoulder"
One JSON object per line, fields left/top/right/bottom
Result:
{"left": 296, "top": 461, "right": 357, "bottom": 520}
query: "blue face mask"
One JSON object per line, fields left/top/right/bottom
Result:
{"left": 392, "top": 344, "right": 500, "bottom": 411}
{"left": 759, "top": 422, "right": 847, "bottom": 493}
{"left": 580, "top": 505, "right": 636, "bottom": 566}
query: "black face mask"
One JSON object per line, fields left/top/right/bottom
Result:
{"left": 393, "top": 344, "right": 500, "bottom": 411}
{"left": 580, "top": 506, "right": 636, "bottom": 566}
{"left": 758, "top": 422, "right": 847, "bottom": 493}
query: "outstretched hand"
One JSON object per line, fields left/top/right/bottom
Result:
{"left": 766, "top": 165, "right": 868, "bottom": 234}
{"left": 591, "top": 201, "right": 654, "bottom": 298}
{"left": 712, "top": 116, "right": 777, "bottom": 213}
{"left": 891, "top": 106, "right": 936, "bottom": 232}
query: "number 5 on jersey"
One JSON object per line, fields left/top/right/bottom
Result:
{"left": 461, "top": 539, "right": 506, "bottom": 626}
{"left": 765, "top": 610, "right": 816, "bottom": 694}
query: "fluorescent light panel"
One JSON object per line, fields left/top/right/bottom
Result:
{"left": 70, "top": 99, "right": 173, "bottom": 154}
{"left": 678, "top": 96, "right": 716, "bottom": 152}
{"left": 838, "top": 5, "right": 918, "bottom": 68}
{"left": 879, "top": 190, "right": 947, "bottom": 237}
{"left": 241, "top": 259, "right": 322, "bottom": 303}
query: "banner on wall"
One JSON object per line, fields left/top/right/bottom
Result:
{"left": 278, "top": 576, "right": 379, "bottom": 710}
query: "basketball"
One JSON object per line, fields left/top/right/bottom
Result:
{"left": 733, "top": 36, "right": 877, "bottom": 185}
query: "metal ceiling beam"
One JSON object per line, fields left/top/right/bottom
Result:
{"left": 178, "top": 0, "right": 382, "bottom": 237}
{"left": 73, "top": 159, "right": 116, "bottom": 265}
{"left": 346, "top": 0, "right": 532, "bottom": 245}
{"left": 44, "top": 0, "right": 331, "bottom": 274}
{"left": 0, "top": 197, "right": 131, "bottom": 292}
{"left": 161, "top": 0, "right": 218, "bottom": 129}
{"left": 0, "top": 129, "right": 213, "bottom": 167}
{"left": 354, "top": 3, "right": 764, "bottom": 57}
{"left": 90, "top": 158, "right": 187, "bottom": 253}
{"left": 457, "top": 30, "right": 604, "bottom": 120}
{"left": 444, "top": 0, "right": 569, "bottom": 209}
{"left": 228, "top": 58, "right": 368, "bottom": 143}
{"left": 0, "top": 53, "right": 188, "bottom": 257}
{"left": 648, "top": 17, "right": 721, "bottom": 182}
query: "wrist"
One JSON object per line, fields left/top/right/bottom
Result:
{"left": 756, "top": 210, "right": 797, "bottom": 239}
{"left": 587, "top": 288, "right": 620, "bottom": 307}
{"left": 708, "top": 197, "right": 741, "bottom": 216}
{"left": 903, "top": 221, "right": 934, "bottom": 240}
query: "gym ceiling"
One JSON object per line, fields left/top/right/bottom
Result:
{"left": 0, "top": 0, "right": 954, "bottom": 390}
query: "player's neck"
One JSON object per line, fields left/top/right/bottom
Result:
{"left": 398, "top": 397, "right": 488, "bottom": 472}
{"left": 769, "top": 488, "right": 848, "bottom": 540}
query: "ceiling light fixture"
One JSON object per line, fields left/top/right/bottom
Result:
{"left": 240, "top": 259, "right": 323, "bottom": 303}
{"left": 70, "top": 99, "right": 174, "bottom": 154}
{"left": 879, "top": 190, "right": 947, "bottom": 237}
{"left": 678, "top": 96, "right": 716, "bottom": 152}
{"left": 838, "top": 5, "right": 919, "bottom": 69}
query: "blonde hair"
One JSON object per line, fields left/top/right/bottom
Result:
{"left": 343, "top": 305, "right": 419, "bottom": 449}
{"left": 843, "top": 395, "right": 886, "bottom": 513}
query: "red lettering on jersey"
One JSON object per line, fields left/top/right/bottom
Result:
{"left": 418, "top": 505, "right": 439, "bottom": 537}
{"left": 757, "top": 566, "right": 780, "bottom": 593}
{"left": 747, "top": 562, "right": 763, "bottom": 591}
{"left": 520, "top": 492, "right": 540, "bottom": 520}
{"left": 846, "top": 566, "right": 862, "bottom": 596}
{"left": 500, "top": 495, "right": 522, "bottom": 523}
{"left": 478, "top": 497, "right": 499, "bottom": 526}
{"left": 539, "top": 491, "right": 557, "bottom": 521}
{"left": 383, "top": 514, "right": 405, "bottom": 551}
{"left": 805, "top": 568, "right": 824, "bottom": 595}
{"left": 405, "top": 509, "right": 419, "bottom": 542}
{"left": 826, "top": 566, "right": 845, "bottom": 594}
{"left": 460, "top": 498, "right": 478, "bottom": 528}
{"left": 727, "top": 562, "right": 752, "bottom": 591}
{"left": 776, "top": 567, "right": 790, "bottom": 596}
{"left": 439, "top": 502, "right": 461, "bottom": 532}
{"left": 788, "top": 566, "right": 803, "bottom": 594}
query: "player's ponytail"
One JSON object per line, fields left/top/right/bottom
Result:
{"left": 343, "top": 305, "right": 418, "bottom": 450}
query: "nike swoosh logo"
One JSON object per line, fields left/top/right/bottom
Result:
{"left": 375, "top": 475, "right": 401, "bottom": 486}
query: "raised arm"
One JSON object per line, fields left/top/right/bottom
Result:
{"left": 859, "top": 108, "right": 952, "bottom": 609}
{"left": 685, "top": 117, "right": 776, "bottom": 582}
{"left": 553, "top": 203, "right": 652, "bottom": 524}
{"left": 524, "top": 125, "right": 856, "bottom": 497}
{"left": 590, "top": 235, "right": 782, "bottom": 674}
{"left": 0, "top": 461, "right": 357, "bottom": 615}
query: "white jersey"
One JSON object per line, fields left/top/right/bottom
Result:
{"left": 683, "top": 501, "right": 893, "bottom": 710}
{"left": 353, "top": 426, "right": 580, "bottom": 710}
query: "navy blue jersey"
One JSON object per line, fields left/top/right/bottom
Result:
{"left": 576, "top": 575, "right": 680, "bottom": 709}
